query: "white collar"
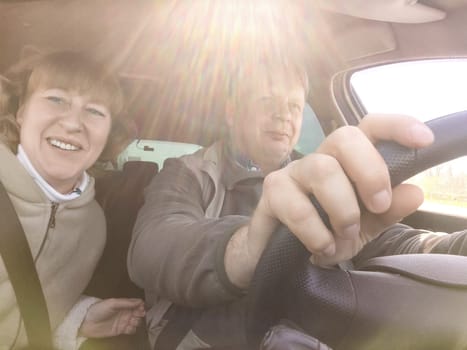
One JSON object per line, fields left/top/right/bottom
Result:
{"left": 16, "top": 144, "right": 89, "bottom": 203}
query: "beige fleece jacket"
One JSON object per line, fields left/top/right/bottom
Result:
{"left": 0, "top": 144, "right": 106, "bottom": 349}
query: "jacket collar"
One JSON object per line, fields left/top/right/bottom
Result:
{"left": 0, "top": 143, "right": 95, "bottom": 207}
{"left": 197, "top": 139, "right": 302, "bottom": 192}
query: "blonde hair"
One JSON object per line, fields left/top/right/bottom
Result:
{"left": 0, "top": 76, "right": 19, "bottom": 151}
{"left": 0, "top": 51, "right": 133, "bottom": 164}
{"left": 227, "top": 54, "right": 309, "bottom": 106}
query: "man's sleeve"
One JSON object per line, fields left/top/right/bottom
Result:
{"left": 354, "top": 223, "right": 467, "bottom": 265}
{"left": 128, "top": 157, "right": 248, "bottom": 307}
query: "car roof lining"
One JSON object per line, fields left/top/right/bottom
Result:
{"left": 2, "top": 0, "right": 467, "bottom": 144}
{"left": 316, "top": 0, "right": 446, "bottom": 24}
{"left": 0, "top": 0, "right": 463, "bottom": 76}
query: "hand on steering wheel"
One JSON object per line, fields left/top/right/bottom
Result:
{"left": 247, "top": 111, "right": 467, "bottom": 350}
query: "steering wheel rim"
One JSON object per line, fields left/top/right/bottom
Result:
{"left": 246, "top": 111, "right": 467, "bottom": 349}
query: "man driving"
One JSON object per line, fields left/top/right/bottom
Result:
{"left": 128, "top": 54, "right": 461, "bottom": 349}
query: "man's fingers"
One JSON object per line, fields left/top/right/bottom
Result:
{"left": 318, "top": 126, "right": 392, "bottom": 214}
{"left": 261, "top": 168, "right": 336, "bottom": 255}
{"left": 259, "top": 153, "right": 364, "bottom": 257}
{"left": 361, "top": 183, "right": 424, "bottom": 237}
{"left": 359, "top": 113, "right": 434, "bottom": 148}
{"left": 317, "top": 114, "right": 433, "bottom": 216}
{"left": 251, "top": 114, "right": 431, "bottom": 262}
{"left": 288, "top": 154, "right": 361, "bottom": 238}
{"left": 314, "top": 184, "right": 424, "bottom": 266}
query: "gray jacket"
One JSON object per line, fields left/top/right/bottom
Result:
{"left": 128, "top": 140, "right": 467, "bottom": 346}
{"left": 128, "top": 141, "right": 257, "bottom": 343}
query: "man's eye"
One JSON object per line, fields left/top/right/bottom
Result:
{"left": 262, "top": 104, "right": 276, "bottom": 115}
{"left": 289, "top": 103, "right": 302, "bottom": 113}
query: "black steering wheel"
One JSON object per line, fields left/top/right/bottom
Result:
{"left": 246, "top": 111, "right": 467, "bottom": 350}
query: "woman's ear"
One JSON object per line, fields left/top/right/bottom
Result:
{"left": 16, "top": 104, "right": 24, "bottom": 126}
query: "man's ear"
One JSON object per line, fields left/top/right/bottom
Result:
{"left": 225, "top": 98, "right": 235, "bottom": 127}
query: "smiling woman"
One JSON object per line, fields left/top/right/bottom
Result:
{"left": 17, "top": 87, "right": 113, "bottom": 194}
{"left": 0, "top": 51, "right": 144, "bottom": 350}
{"left": 3, "top": 51, "right": 131, "bottom": 163}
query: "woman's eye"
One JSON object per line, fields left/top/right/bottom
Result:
{"left": 46, "top": 95, "right": 67, "bottom": 105}
{"left": 86, "top": 107, "right": 107, "bottom": 118}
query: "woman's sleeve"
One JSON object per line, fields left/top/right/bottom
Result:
{"left": 53, "top": 295, "right": 100, "bottom": 350}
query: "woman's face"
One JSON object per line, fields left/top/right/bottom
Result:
{"left": 17, "top": 87, "right": 112, "bottom": 194}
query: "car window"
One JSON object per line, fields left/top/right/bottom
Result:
{"left": 296, "top": 103, "right": 325, "bottom": 155}
{"left": 118, "top": 102, "right": 325, "bottom": 170}
{"left": 350, "top": 59, "right": 467, "bottom": 218}
{"left": 117, "top": 140, "right": 202, "bottom": 170}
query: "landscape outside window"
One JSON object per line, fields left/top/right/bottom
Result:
{"left": 351, "top": 59, "right": 467, "bottom": 217}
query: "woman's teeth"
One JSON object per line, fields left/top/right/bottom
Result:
{"left": 49, "top": 138, "right": 80, "bottom": 151}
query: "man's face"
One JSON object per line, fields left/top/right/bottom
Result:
{"left": 227, "top": 72, "right": 305, "bottom": 173}
{"left": 17, "top": 87, "right": 112, "bottom": 193}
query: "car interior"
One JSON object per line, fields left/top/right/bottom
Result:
{"left": 1, "top": 0, "right": 467, "bottom": 348}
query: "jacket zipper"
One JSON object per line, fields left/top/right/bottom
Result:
{"left": 35, "top": 202, "right": 59, "bottom": 263}
{"left": 47, "top": 202, "right": 58, "bottom": 229}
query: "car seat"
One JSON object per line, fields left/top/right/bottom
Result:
{"left": 85, "top": 160, "right": 158, "bottom": 299}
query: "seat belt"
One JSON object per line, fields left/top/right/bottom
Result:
{"left": 0, "top": 181, "right": 53, "bottom": 349}
{"left": 154, "top": 305, "right": 202, "bottom": 350}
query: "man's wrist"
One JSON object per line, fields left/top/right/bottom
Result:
{"left": 225, "top": 225, "right": 256, "bottom": 289}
